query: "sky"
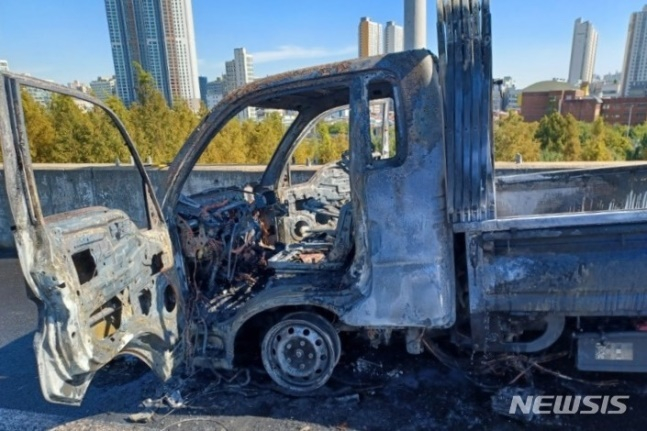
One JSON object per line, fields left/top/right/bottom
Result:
{"left": 0, "top": 1, "right": 644, "bottom": 89}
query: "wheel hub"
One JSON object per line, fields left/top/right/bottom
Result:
{"left": 273, "top": 326, "right": 328, "bottom": 378}
{"left": 261, "top": 312, "right": 341, "bottom": 393}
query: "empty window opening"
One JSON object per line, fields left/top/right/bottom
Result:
{"left": 72, "top": 249, "right": 97, "bottom": 285}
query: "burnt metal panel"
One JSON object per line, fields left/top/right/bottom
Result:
{"left": 457, "top": 208, "right": 647, "bottom": 233}
{"left": 0, "top": 71, "right": 178, "bottom": 406}
{"left": 340, "top": 60, "right": 455, "bottom": 328}
{"left": 467, "top": 222, "right": 647, "bottom": 317}
{"left": 437, "top": 0, "right": 495, "bottom": 223}
{"left": 496, "top": 164, "right": 647, "bottom": 217}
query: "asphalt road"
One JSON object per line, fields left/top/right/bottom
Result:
{"left": 2, "top": 257, "right": 647, "bottom": 431}
{"left": 0, "top": 258, "right": 340, "bottom": 431}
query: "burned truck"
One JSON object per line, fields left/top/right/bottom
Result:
{"left": 3, "top": 0, "right": 647, "bottom": 406}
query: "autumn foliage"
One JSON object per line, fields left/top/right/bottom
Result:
{"left": 15, "top": 66, "right": 349, "bottom": 166}
{"left": 495, "top": 111, "right": 640, "bottom": 162}
{"left": 12, "top": 68, "right": 647, "bottom": 165}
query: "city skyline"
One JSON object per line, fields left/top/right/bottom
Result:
{"left": 0, "top": 1, "right": 642, "bottom": 90}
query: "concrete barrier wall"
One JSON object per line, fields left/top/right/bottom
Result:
{"left": 0, "top": 164, "right": 316, "bottom": 249}
{"left": 0, "top": 162, "right": 643, "bottom": 249}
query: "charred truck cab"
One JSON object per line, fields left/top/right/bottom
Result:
{"left": 163, "top": 49, "right": 455, "bottom": 388}
{"left": 4, "top": 0, "right": 647, "bottom": 406}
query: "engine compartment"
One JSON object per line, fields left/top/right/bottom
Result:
{"left": 175, "top": 186, "right": 278, "bottom": 323}
{"left": 174, "top": 164, "right": 355, "bottom": 326}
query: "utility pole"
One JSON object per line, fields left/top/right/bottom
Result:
{"left": 381, "top": 99, "right": 391, "bottom": 158}
{"left": 627, "top": 104, "right": 634, "bottom": 138}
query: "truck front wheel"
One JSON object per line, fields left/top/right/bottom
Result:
{"left": 261, "top": 312, "right": 341, "bottom": 394}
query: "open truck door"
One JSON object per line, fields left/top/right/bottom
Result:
{"left": 0, "top": 72, "right": 179, "bottom": 405}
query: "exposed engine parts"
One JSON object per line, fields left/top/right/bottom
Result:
{"left": 176, "top": 187, "right": 277, "bottom": 323}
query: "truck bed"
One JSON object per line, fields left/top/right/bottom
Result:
{"left": 495, "top": 163, "right": 647, "bottom": 218}
{"left": 456, "top": 164, "right": 647, "bottom": 351}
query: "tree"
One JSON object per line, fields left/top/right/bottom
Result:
{"left": 494, "top": 111, "right": 541, "bottom": 161}
{"left": 85, "top": 96, "right": 134, "bottom": 163}
{"left": 199, "top": 119, "right": 248, "bottom": 164}
{"left": 582, "top": 118, "right": 612, "bottom": 161}
{"left": 20, "top": 90, "right": 56, "bottom": 162}
{"left": 292, "top": 139, "right": 314, "bottom": 164}
{"left": 163, "top": 99, "right": 201, "bottom": 163}
{"left": 47, "top": 93, "right": 96, "bottom": 163}
{"left": 128, "top": 63, "right": 174, "bottom": 162}
{"left": 635, "top": 133, "right": 647, "bottom": 160}
{"left": 604, "top": 123, "right": 633, "bottom": 160}
{"left": 535, "top": 112, "right": 566, "bottom": 160}
{"left": 562, "top": 114, "right": 582, "bottom": 161}
{"left": 103, "top": 95, "right": 135, "bottom": 162}
{"left": 133, "top": 62, "right": 160, "bottom": 107}
{"left": 318, "top": 123, "right": 335, "bottom": 164}
{"left": 630, "top": 120, "right": 647, "bottom": 159}
{"left": 328, "top": 121, "right": 349, "bottom": 135}
{"left": 245, "top": 113, "right": 284, "bottom": 164}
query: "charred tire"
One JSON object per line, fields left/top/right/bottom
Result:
{"left": 261, "top": 312, "right": 340, "bottom": 394}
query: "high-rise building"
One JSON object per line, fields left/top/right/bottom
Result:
{"left": 0, "top": 60, "right": 8, "bottom": 72}
{"left": 224, "top": 48, "right": 254, "bottom": 91}
{"left": 621, "top": 6, "right": 647, "bottom": 97}
{"left": 384, "top": 21, "right": 404, "bottom": 54}
{"left": 590, "top": 72, "right": 622, "bottom": 98}
{"left": 404, "top": 0, "right": 426, "bottom": 50}
{"left": 199, "top": 76, "right": 208, "bottom": 106}
{"left": 358, "top": 17, "right": 383, "bottom": 57}
{"left": 104, "top": 0, "right": 200, "bottom": 108}
{"left": 224, "top": 48, "right": 255, "bottom": 120}
{"left": 68, "top": 80, "right": 92, "bottom": 94}
{"left": 24, "top": 79, "right": 54, "bottom": 106}
{"left": 206, "top": 77, "right": 224, "bottom": 109}
{"left": 90, "top": 76, "right": 117, "bottom": 101}
{"left": 567, "top": 18, "right": 598, "bottom": 86}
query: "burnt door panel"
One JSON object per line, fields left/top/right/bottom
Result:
{"left": 341, "top": 67, "right": 456, "bottom": 328}
{"left": 0, "top": 72, "right": 178, "bottom": 405}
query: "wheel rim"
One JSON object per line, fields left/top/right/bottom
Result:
{"left": 282, "top": 312, "right": 341, "bottom": 364}
{"left": 261, "top": 314, "right": 339, "bottom": 392}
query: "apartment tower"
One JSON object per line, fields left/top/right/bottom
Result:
{"left": 568, "top": 18, "right": 598, "bottom": 86}
{"left": 621, "top": 6, "right": 647, "bottom": 97}
{"left": 384, "top": 21, "right": 404, "bottom": 54}
{"left": 359, "top": 17, "right": 383, "bottom": 57}
{"left": 104, "top": 0, "right": 200, "bottom": 108}
{"left": 224, "top": 48, "right": 256, "bottom": 120}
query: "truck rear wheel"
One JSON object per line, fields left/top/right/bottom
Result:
{"left": 261, "top": 312, "right": 340, "bottom": 393}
